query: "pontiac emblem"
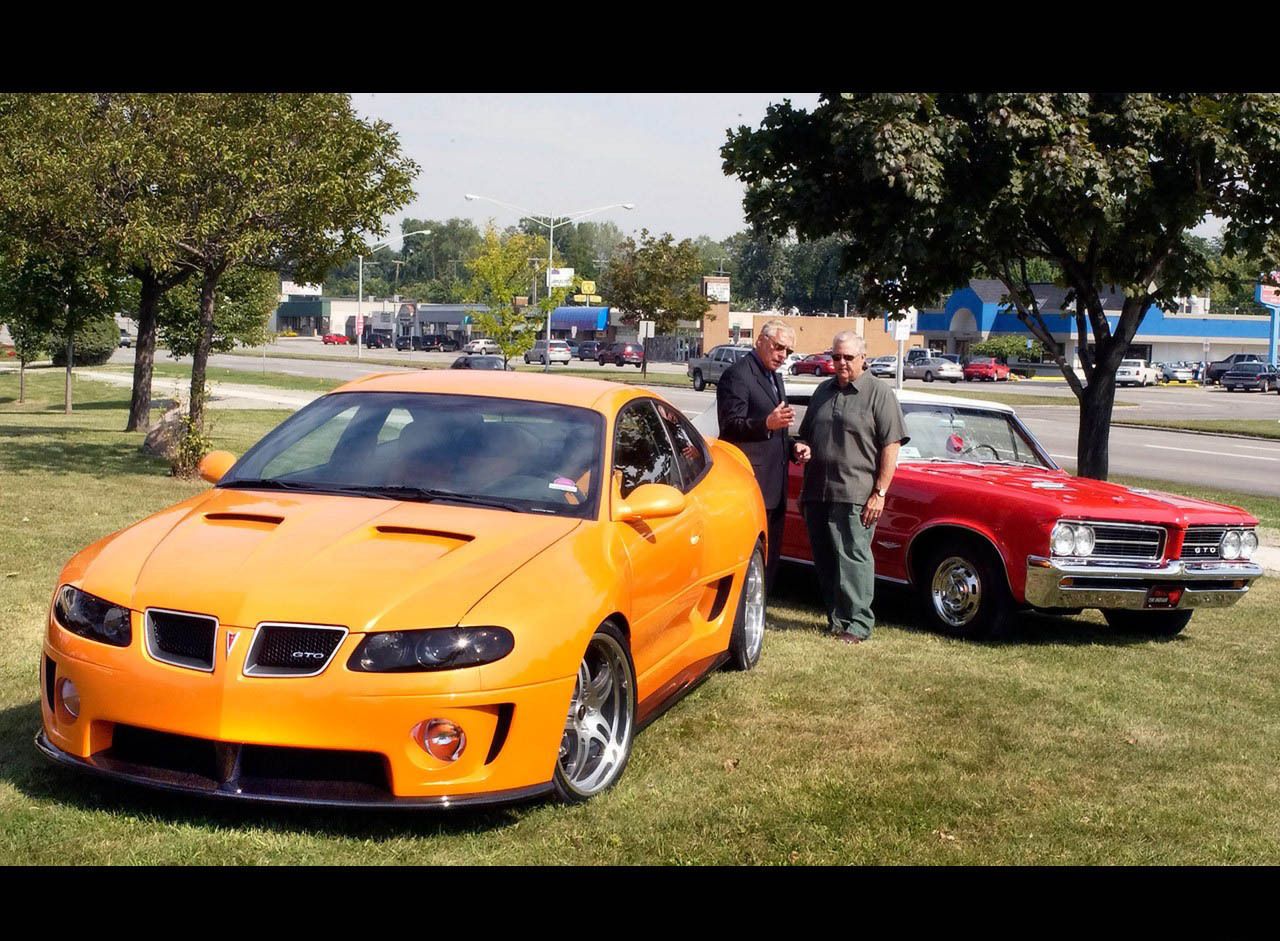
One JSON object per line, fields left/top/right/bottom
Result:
{"left": 226, "top": 631, "right": 240, "bottom": 658}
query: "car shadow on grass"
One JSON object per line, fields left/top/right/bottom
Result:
{"left": 0, "top": 434, "right": 168, "bottom": 478}
{"left": 770, "top": 561, "right": 1174, "bottom": 648}
{"left": 1, "top": 700, "right": 528, "bottom": 840}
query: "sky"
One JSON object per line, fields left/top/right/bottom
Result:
{"left": 352, "top": 93, "right": 1226, "bottom": 245}
{"left": 352, "top": 93, "right": 821, "bottom": 244}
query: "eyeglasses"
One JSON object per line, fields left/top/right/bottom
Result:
{"left": 768, "top": 341, "right": 794, "bottom": 355}
{"left": 832, "top": 353, "right": 865, "bottom": 363}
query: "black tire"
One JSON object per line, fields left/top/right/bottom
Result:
{"left": 726, "top": 542, "right": 766, "bottom": 671}
{"left": 1103, "top": 609, "right": 1193, "bottom": 637}
{"left": 917, "top": 538, "right": 1011, "bottom": 639}
{"left": 552, "top": 621, "right": 636, "bottom": 803}
{"left": 692, "top": 370, "right": 706, "bottom": 391}
{"left": 923, "top": 371, "right": 934, "bottom": 382}
{"left": 949, "top": 378, "right": 959, "bottom": 383}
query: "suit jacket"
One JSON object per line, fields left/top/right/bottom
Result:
{"left": 716, "top": 350, "right": 790, "bottom": 509}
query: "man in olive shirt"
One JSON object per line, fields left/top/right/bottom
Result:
{"left": 794, "top": 332, "right": 908, "bottom": 643}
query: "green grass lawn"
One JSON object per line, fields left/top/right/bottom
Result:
{"left": 924, "top": 387, "right": 1138, "bottom": 408}
{"left": 1110, "top": 474, "right": 1280, "bottom": 531}
{"left": 2, "top": 368, "right": 1279, "bottom": 864}
{"left": 100, "top": 362, "right": 343, "bottom": 394}
{"left": 1113, "top": 418, "right": 1280, "bottom": 441}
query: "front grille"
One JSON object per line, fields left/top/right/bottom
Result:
{"left": 244, "top": 623, "right": 347, "bottom": 677}
{"left": 1182, "top": 527, "right": 1227, "bottom": 560}
{"left": 103, "top": 724, "right": 391, "bottom": 801}
{"left": 1089, "top": 523, "right": 1166, "bottom": 562}
{"left": 146, "top": 609, "right": 217, "bottom": 672}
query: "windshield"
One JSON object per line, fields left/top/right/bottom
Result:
{"left": 221, "top": 391, "right": 604, "bottom": 518}
{"left": 898, "top": 404, "right": 1052, "bottom": 467}
{"left": 1232, "top": 363, "right": 1266, "bottom": 374}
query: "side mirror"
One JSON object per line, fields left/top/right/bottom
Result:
{"left": 198, "top": 450, "right": 237, "bottom": 484}
{"left": 614, "top": 483, "right": 686, "bottom": 522}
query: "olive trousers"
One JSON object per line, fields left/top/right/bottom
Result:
{"left": 802, "top": 501, "right": 876, "bottom": 640}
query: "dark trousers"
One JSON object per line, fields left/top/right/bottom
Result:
{"left": 802, "top": 501, "right": 876, "bottom": 639}
{"left": 765, "top": 498, "right": 786, "bottom": 592}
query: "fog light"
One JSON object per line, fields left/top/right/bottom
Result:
{"left": 56, "top": 678, "right": 80, "bottom": 722}
{"left": 414, "top": 719, "right": 466, "bottom": 762}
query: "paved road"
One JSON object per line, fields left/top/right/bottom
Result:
{"left": 104, "top": 350, "right": 1280, "bottom": 498}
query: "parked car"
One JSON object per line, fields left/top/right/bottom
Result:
{"left": 792, "top": 353, "right": 837, "bottom": 377}
{"left": 1115, "top": 359, "right": 1161, "bottom": 387}
{"left": 693, "top": 381, "right": 1262, "bottom": 639}
{"left": 118, "top": 330, "right": 132, "bottom": 349}
{"left": 779, "top": 352, "right": 805, "bottom": 374}
{"left": 564, "top": 339, "right": 580, "bottom": 357}
{"left": 598, "top": 342, "right": 645, "bottom": 368}
{"left": 903, "top": 354, "right": 963, "bottom": 383}
{"left": 1207, "top": 353, "right": 1264, "bottom": 385}
{"left": 362, "top": 332, "right": 392, "bottom": 349}
{"left": 1221, "top": 362, "right": 1280, "bottom": 392}
{"left": 577, "top": 341, "right": 602, "bottom": 362}
{"left": 1159, "top": 362, "right": 1195, "bottom": 383}
{"left": 402, "top": 334, "right": 460, "bottom": 352}
{"left": 463, "top": 338, "right": 501, "bottom": 355}
{"left": 686, "top": 343, "right": 752, "bottom": 390}
{"left": 38, "top": 372, "right": 768, "bottom": 807}
{"left": 525, "top": 339, "right": 573, "bottom": 366}
{"left": 868, "top": 355, "right": 899, "bottom": 379}
{"left": 321, "top": 333, "right": 350, "bottom": 346}
{"left": 449, "top": 355, "right": 512, "bottom": 371}
{"left": 394, "top": 335, "right": 415, "bottom": 351}
{"left": 963, "top": 356, "right": 1011, "bottom": 382}
{"left": 939, "top": 353, "right": 961, "bottom": 365}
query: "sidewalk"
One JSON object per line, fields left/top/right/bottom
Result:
{"left": 74, "top": 370, "right": 321, "bottom": 411}
{"left": 1254, "top": 544, "right": 1280, "bottom": 575}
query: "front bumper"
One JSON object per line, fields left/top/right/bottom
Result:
{"left": 1024, "top": 556, "right": 1263, "bottom": 610}
{"left": 39, "top": 630, "right": 576, "bottom": 808}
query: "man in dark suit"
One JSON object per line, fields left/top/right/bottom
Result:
{"left": 716, "top": 321, "right": 811, "bottom": 590}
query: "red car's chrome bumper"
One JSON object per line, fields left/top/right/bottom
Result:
{"left": 1024, "top": 557, "right": 1263, "bottom": 610}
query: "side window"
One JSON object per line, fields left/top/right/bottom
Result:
{"left": 654, "top": 400, "right": 709, "bottom": 491}
{"left": 613, "top": 401, "right": 681, "bottom": 499}
{"left": 262, "top": 405, "right": 357, "bottom": 479}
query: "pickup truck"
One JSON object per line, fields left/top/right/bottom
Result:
{"left": 687, "top": 343, "right": 753, "bottom": 390}
{"left": 1206, "top": 353, "right": 1264, "bottom": 385}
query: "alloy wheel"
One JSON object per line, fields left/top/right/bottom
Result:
{"left": 557, "top": 631, "right": 635, "bottom": 798}
{"left": 931, "top": 556, "right": 982, "bottom": 628}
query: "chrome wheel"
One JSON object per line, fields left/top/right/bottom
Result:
{"left": 557, "top": 630, "right": 635, "bottom": 799}
{"left": 742, "top": 551, "right": 765, "bottom": 662}
{"left": 931, "top": 556, "right": 982, "bottom": 628}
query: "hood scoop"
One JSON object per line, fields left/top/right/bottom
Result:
{"left": 375, "top": 525, "right": 473, "bottom": 547}
{"left": 204, "top": 512, "right": 285, "bottom": 527}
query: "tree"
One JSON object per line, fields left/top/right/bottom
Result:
{"left": 158, "top": 267, "right": 278, "bottom": 357}
{"left": 160, "top": 94, "right": 417, "bottom": 438}
{"left": 724, "top": 93, "right": 1280, "bottom": 479}
{"left": 464, "top": 224, "right": 546, "bottom": 368}
{"left": 0, "top": 257, "right": 53, "bottom": 404}
{"left": 971, "top": 335, "right": 1044, "bottom": 362}
{"left": 602, "top": 229, "right": 710, "bottom": 334}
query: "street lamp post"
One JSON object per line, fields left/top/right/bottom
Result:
{"left": 357, "top": 228, "right": 431, "bottom": 359}
{"left": 465, "top": 194, "right": 634, "bottom": 371}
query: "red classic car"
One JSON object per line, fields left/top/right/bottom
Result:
{"left": 791, "top": 353, "right": 837, "bottom": 377}
{"left": 695, "top": 382, "right": 1262, "bottom": 639}
{"left": 962, "top": 356, "right": 1010, "bottom": 381}
{"left": 321, "top": 333, "right": 350, "bottom": 345}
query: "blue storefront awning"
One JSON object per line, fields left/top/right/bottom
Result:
{"left": 549, "top": 306, "right": 609, "bottom": 332}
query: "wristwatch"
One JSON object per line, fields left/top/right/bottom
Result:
{"left": 874, "top": 487, "right": 887, "bottom": 498}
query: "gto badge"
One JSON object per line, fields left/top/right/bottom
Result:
{"left": 292, "top": 650, "right": 325, "bottom": 661}
{"left": 226, "top": 631, "right": 240, "bottom": 658}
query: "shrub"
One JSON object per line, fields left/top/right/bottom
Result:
{"left": 50, "top": 314, "right": 119, "bottom": 367}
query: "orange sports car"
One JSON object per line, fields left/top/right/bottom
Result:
{"left": 37, "top": 372, "right": 768, "bottom": 807}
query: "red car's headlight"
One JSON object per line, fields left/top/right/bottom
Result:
{"left": 347, "top": 627, "right": 514, "bottom": 673}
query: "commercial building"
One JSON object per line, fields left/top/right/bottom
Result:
{"left": 916, "top": 279, "right": 1276, "bottom": 364}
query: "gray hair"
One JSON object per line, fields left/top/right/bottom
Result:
{"left": 759, "top": 319, "right": 795, "bottom": 342}
{"left": 832, "top": 331, "right": 865, "bottom": 354}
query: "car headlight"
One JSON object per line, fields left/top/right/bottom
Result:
{"left": 1051, "top": 522, "right": 1095, "bottom": 557}
{"left": 347, "top": 627, "right": 515, "bottom": 673}
{"left": 1221, "top": 530, "right": 1242, "bottom": 561}
{"left": 52, "top": 585, "right": 132, "bottom": 647}
{"left": 1240, "top": 530, "right": 1258, "bottom": 560}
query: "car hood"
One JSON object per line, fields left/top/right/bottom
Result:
{"left": 74, "top": 488, "right": 581, "bottom": 632}
{"left": 901, "top": 463, "right": 1257, "bottom": 525}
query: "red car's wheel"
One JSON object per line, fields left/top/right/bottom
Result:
{"left": 918, "top": 538, "right": 1011, "bottom": 639}
{"left": 553, "top": 621, "right": 636, "bottom": 803}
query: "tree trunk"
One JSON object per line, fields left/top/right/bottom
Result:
{"left": 126, "top": 273, "right": 162, "bottom": 433}
{"left": 189, "top": 270, "right": 219, "bottom": 435}
{"left": 63, "top": 303, "right": 73, "bottom": 415}
{"left": 1076, "top": 377, "right": 1116, "bottom": 480}
{"left": 18, "top": 360, "right": 25, "bottom": 403}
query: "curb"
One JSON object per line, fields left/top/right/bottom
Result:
{"left": 1110, "top": 422, "right": 1280, "bottom": 444}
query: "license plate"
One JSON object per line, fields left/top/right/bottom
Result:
{"left": 1144, "top": 585, "right": 1184, "bottom": 609}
